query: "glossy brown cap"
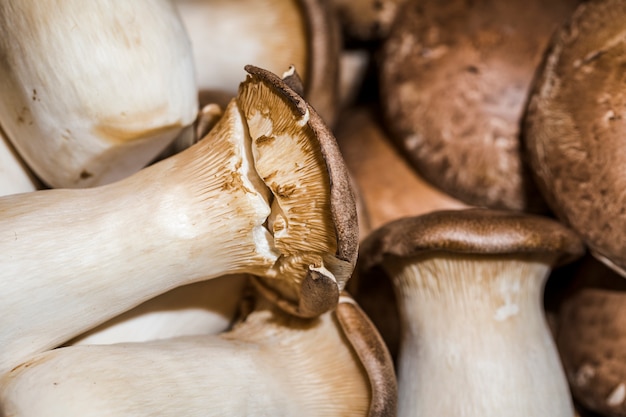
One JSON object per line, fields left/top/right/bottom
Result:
{"left": 359, "top": 208, "right": 585, "bottom": 272}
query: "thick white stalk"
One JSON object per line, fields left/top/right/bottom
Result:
{"left": 388, "top": 255, "right": 574, "bottom": 417}
{"left": 0, "top": 0, "right": 197, "bottom": 188}
{"left": 69, "top": 275, "right": 248, "bottom": 345}
{"left": 0, "top": 298, "right": 370, "bottom": 417}
{"left": 0, "top": 127, "right": 38, "bottom": 196}
{"left": 0, "top": 102, "right": 275, "bottom": 374}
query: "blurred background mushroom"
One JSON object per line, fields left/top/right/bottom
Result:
{"left": 0, "top": 126, "right": 39, "bottom": 197}
{"left": 378, "top": 0, "right": 580, "bottom": 211}
{"left": 173, "top": 0, "right": 342, "bottom": 127}
{"left": 523, "top": 0, "right": 626, "bottom": 277}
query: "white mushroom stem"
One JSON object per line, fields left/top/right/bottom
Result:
{"left": 0, "top": 0, "right": 197, "bottom": 188}
{"left": 0, "top": 101, "right": 274, "bottom": 374}
{"left": 69, "top": 275, "right": 249, "bottom": 346}
{"left": 0, "top": 296, "right": 370, "bottom": 417}
{"left": 0, "top": 126, "right": 38, "bottom": 196}
{"left": 385, "top": 253, "right": 574, "bottom": 417}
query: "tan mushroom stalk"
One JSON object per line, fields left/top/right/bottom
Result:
{"left": 0, "top": 0, "right": 198, "bottom": 188}
{"left": 1, "top": 291, "right": 396, "bottom": 417}
{"left": 69, "top": 275, "right": 249, "bottom": 346}
{"left": 379, "top": 0, "right": 580, "bottom": 211}
{"left": 0, "top": 126, "right": 38, "bottom": 196}
{"left": 358, "top": 209, "right": 584, "bottom": 417}
{"left": 523, "top": 0, "right": 626, "bottom": 276}
{"left": 0, "top": 66, "right": 357, "bottom": 375}
{"left": 174, "top": 0, "right": 340, "bottom": 126}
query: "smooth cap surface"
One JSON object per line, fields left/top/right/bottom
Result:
{"left": 360, "top": 208, "right": 585, "bottom": 271}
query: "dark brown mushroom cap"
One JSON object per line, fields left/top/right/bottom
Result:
{"left": 359, "top": 208, "right": 585, "bottom": 272}
{"left": 244, "top": 65, "right": 358, "bottom": 317}
{"left": 379, "top": 0, "right": 580, "bottom": 211}
{"left": 523, "top": 0, "right": 626, "bottom": 277}
{"left": 558, "top": 288, "right": 626, "bottom": 417}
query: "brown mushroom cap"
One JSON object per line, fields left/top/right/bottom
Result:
{"left": 559, "top": 288, "right": 626, "bottom": 416}
{"left": 243, "top": 65, "right": 358, "bottom": 317}
{"left": 379, "top": 0, "right": 580, "bottom": 210}
{"left": 523, "top": 0, "right": 626, "bottom": 277}
{"left": 360, "top": 208, "right": 585, "bottom": 272}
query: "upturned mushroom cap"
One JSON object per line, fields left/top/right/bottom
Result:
{"left": 0, "top": 289, "right": 395, "bottom": 417}
{"left": 379, "top": 0, "right": 580, "bottom": 210}
{"left": 523, "top": 0, "right": 626, "bottom": 277}
{"left": 0, "top": 0, "right": 198, "bottom": 188}
{"left": 360, "top": 208, "right": 585, "bottom": 271}
{"left": 175, "top": 0, "right": 341, "bottom": 126}
{"left": 240, "top": 65, "right": 358, "bottom": 317}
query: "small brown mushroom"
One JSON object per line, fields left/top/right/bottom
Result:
{"left": 556, "top": 257, "right": 626, "bottom": 417}
{"left": 357, "top": 208, "right": 584, "bottom": 416}
{"left": 379, "top": 0, "right": 580, "bottom": 210}
{"left": 523, "top": 0, "right": 626, "bottom": 276}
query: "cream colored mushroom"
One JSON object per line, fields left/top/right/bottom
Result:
{"left": 0, "top": 126, "right": 38, "bottom": 196}
{"left": 174, "top": 0, "right": 341, "bottom": 126}
{"left": 0, "top": 66, "right": 357, "bottom": 375}
{"left": 68, "top": 275, "right": 249, "bottom": 345}
{"left": 0, "top": 291, "right": 396, "bottom": 417}
{"left": 358, "top": 209, "right": 584, "bottom": 416}
{"left": 0, "top": 0, "right": 198, "bottom": 188}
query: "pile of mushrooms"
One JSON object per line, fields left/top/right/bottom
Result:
{"left": 3, "top": 0, "right": 626, "bottom": 415}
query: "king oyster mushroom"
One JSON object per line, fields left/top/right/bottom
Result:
{"left": 523, "top": 0, "right": 626, "bottom": 277}
{"left": 0, "top": 65, "right": 357, "bottom": 375}
{"left": 357, "top": 208, "right": 585, "bottom": 416}
{"left": 379, "top": 0, "right": 580, "bottom": 210}
{"left": 0, "top": 0, "right": 198, "bottom": 188}
{"left": 0, "top": 290, "right": 396, "bottom": 417}
{"left": 173, "top": 0, "right": 341, "bottom": 126}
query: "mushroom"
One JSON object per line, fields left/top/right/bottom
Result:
{"left": 0, "top": 65, "right": 357, "bottom": 375}
{"left": 0, "top": 290, "right": 396, "bottom": 417}
{"left": 357, "top": 208, "right": 584, "bottom": 416}
{"left": 553, "top": 256, "right": 626, "bottom": 417}
{"left": 0, "top": 0, "right": 198, "bottom": 188}
{"left": 0, "top": 125, "right": 39, "bottom": 196}
{"left": 68, "top": 275, "right": 249, "bottom": 346}
{"left": 379, "top": 0, "right": 580, "bottom": 210}
{"left": 174, "top": 0, "right": 341, "bottom": 126}
{"left": 334, "top": 106, "right": 468, "bottom": 236}
{"left": 330, "top": 0, "right": 407, "bottom": 41}
{"left": 523, "top": 0, "right": 626, "bottom": 276}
